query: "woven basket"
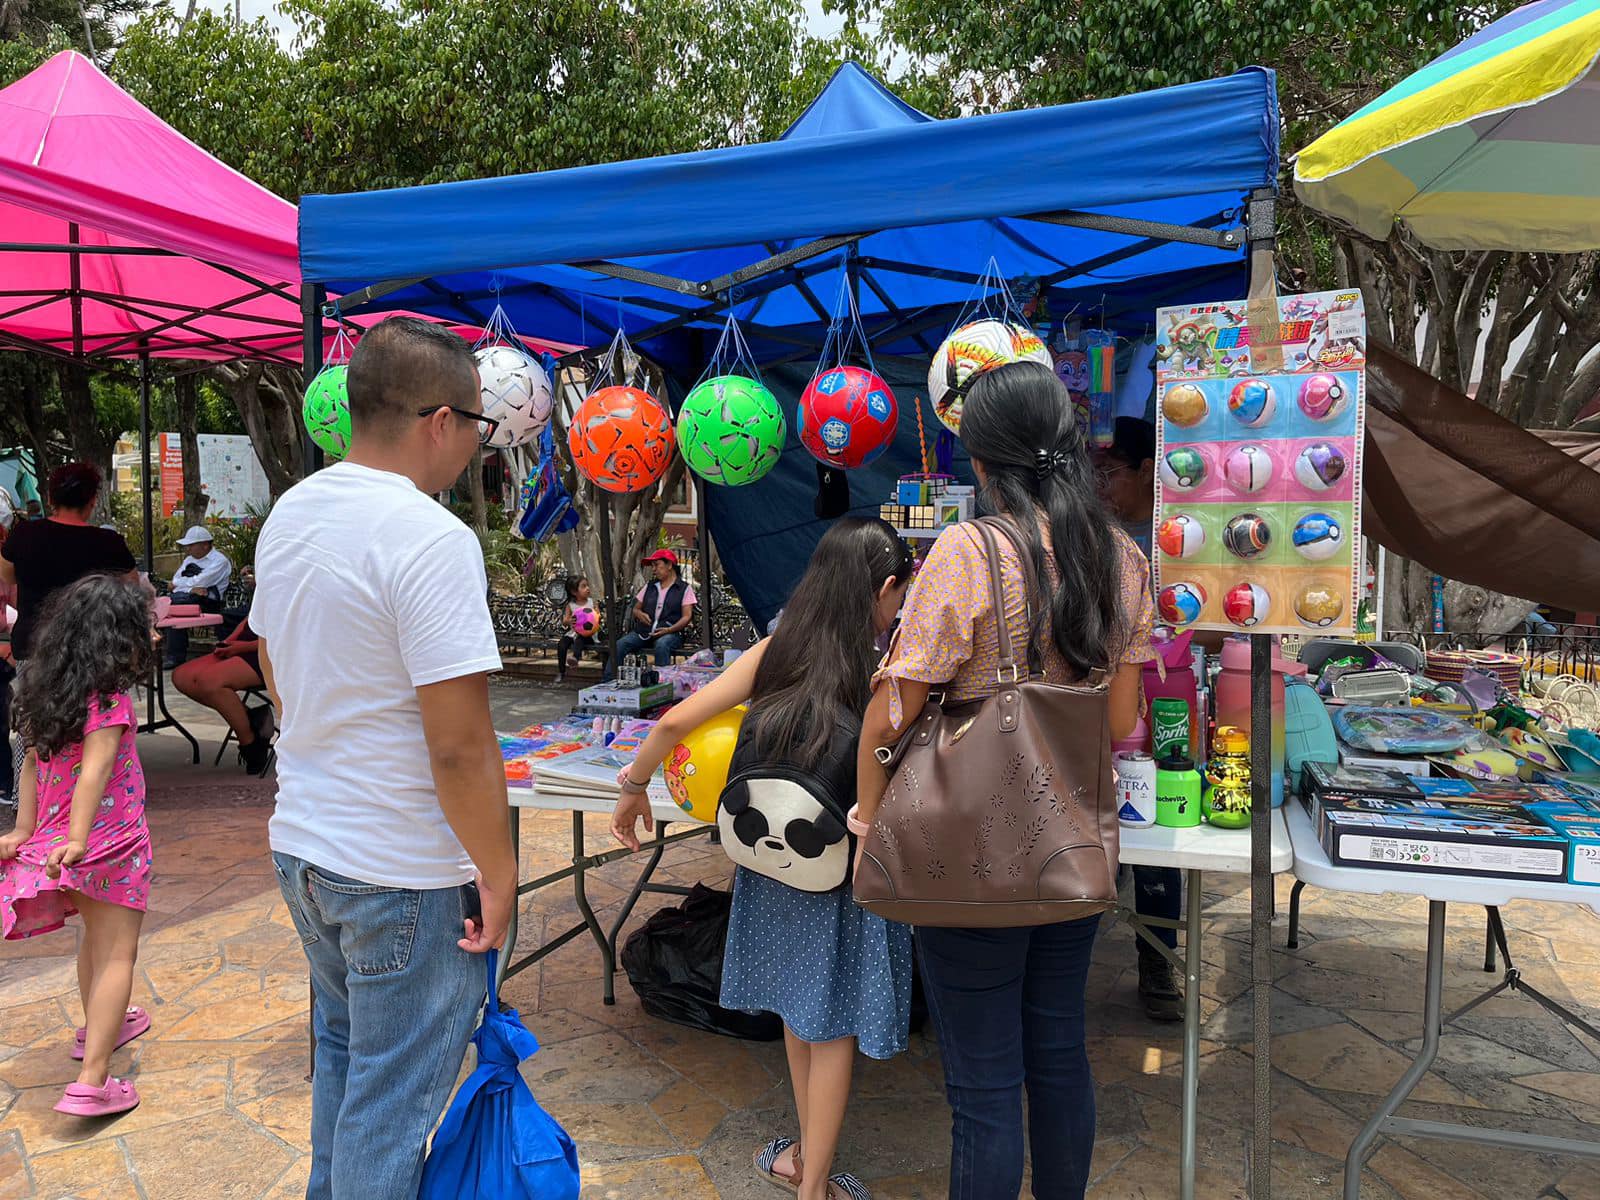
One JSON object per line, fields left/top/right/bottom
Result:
{"left": 1424, "top": 648, "right": 1523, "bottom": 695}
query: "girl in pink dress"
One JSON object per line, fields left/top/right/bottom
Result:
{"left": 0, "top": 572, "right": 155, "bottom": 1118}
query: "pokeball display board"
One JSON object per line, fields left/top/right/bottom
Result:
{"left": 1152, "top": 289, "right": 1366, "bottom": 635}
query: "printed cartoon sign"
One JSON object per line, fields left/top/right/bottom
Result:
{"left": 1152, "top": 290, "right": 1366, "bottom": 636}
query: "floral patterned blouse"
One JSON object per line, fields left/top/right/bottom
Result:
{"left": 876, "top": 519, "right": 1155, "bottom": 729}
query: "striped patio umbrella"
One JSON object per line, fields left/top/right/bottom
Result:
{"left": 1295, "top": 0, "right": 1600, "bottom": 250}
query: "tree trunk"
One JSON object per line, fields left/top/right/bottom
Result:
{"left": 213, "top": 362, "right": 304, "bottom": 497}
{"left": 5, "top": 357, "right": 55, "bottom": 487}
{"left": 173, "top": 372, "right": 209, "bottom": 523}
{"left": 467, "top": 448, "right": 487, "bottom": 534}
{"left": 1379, "top": 551, "right": 1536, "bottom": 637}
{"left": 57, "top": 361, "right": 114, "bottom": 515}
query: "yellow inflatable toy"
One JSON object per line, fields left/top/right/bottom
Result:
{"left": 664, "top": 706, "right": 746, "bottom": 823}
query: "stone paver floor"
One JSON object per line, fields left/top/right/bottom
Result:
{"left": 2, "top": 683, "right": 1599, "bottom": 1199}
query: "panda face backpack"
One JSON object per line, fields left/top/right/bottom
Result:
{"left": 716, "top": 717, "right": 858, "bottom": 893}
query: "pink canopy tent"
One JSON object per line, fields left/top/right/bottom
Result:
{"left": 0, "top": 50, "right": 308, "bottom": 362}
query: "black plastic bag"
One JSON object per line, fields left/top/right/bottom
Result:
{"left": 620, "top": 884, "right": 782, "bottom": 1041}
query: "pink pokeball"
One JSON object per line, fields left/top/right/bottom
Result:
{"left": 1298, "top": 373, "right": 1347, "bottom": 421}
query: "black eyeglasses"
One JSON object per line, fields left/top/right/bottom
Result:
{"left": 417, "top": 405, "right": 501, "bottom": 446}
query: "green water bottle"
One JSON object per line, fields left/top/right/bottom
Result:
{"left": 1156, "top": 749, "right": 1203, "bottom": 829}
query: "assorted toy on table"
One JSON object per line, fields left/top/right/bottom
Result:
{"left": 1152, "top": 289, "right": 1367, "bottom": 636}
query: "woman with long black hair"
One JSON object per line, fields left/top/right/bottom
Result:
{"left": 613, "top": 517, "right": 917, "bottom": 1200}
{"left": 855, "top": 360, "right": 1155, "bottom": 1198}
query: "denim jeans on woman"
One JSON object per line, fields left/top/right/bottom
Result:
{"left": 916, "top": 914, "right": 1102, "bottom": 1200}
{"left": 272, "top": 852, "right": 483, "bottom": 1200}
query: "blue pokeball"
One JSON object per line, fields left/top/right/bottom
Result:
{"left": 1292, "top": 512, "right": 1343, "bottom": 561}
{"left": 1228, "top": 378, "right": 1276, "bottom": 427}
{"left": 1158, "top": 581, "right": 1206, "bottom": 626}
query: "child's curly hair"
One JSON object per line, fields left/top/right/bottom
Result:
{"left": 13, "top": 572, "right": 153, "bottom": 758}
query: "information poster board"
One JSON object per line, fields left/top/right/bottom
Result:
{"left": 1152, "top": 290, "right": 1366, "bottom": 636}
{"left": 159, "top": 433, "right": 271, "bottom": 520}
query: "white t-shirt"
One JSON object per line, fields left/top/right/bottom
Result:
{"left": 251, "top": 461, "right": 502, "bottom": 888}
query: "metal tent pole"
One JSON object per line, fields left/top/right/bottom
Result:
{"left": 1245, "top": 185, "right": 1278, "bottom": 1200}
{"left": 695, "top": 476, "right": 713, "bottom": 651}
{"left": 599, "top": 490, "right": 618, "bottom": 670}
{"left": 138, "top": 350, "right": 154, "bottom": 580}
{"left": 301, "top": 285, "right": 325, "bottom": 476}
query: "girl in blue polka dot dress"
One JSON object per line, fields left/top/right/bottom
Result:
{"left": 613, "top": 518, "right": 916, "bottom": 1200}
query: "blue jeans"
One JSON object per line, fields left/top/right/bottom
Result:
{"left": 1133, "top": 866, "right": 1181, "bottom": 951}
{"left": 916, "top": 915, "right": 1102, "bottom": 1200}
{"left": 602, "top": 630, "right": 683, "bottom": 680}
{"left": 272, "top": 853, "right": 484, "bottom": 1200}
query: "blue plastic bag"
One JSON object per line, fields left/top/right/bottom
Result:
{"left": 517, "top": 423, "right": 580, "bottom": 543}
{"left": 419, "top": 951, "right": 580, "bottom": 1200}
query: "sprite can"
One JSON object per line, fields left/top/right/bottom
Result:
{"left": 1151, "top": 697, "right": 1192, "bottom": 759}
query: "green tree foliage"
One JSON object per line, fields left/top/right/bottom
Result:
{"left": 114, "top": 0, "right": 890, "bottom": 199}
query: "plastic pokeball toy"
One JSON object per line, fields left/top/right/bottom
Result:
{"left": 1298, "top": 373, "right": 1347, "bottom": 421}
{"left": 1222, "top": 444, "right": 1274, "bottom": 494}
{"left": 1224, "top": 582, "right": 1271, "bottom": 628}
{"left": 1162, "top": 384, "right": 1208, "bottom": 429}
{"left": 1227, "top": 378, "right": 1275, "bottom": 427}
{"left": 1293, "top": 442, "right": 1347, "bottom": 492}
{"left": 1157, "top": 513, "right": 1206, "bottom": 559}
{"left": 1222, "top": 513, "right": 1271, "bottom": 560}
{"left": 1292, "top": 512, "right": 1344, "bottom": 561}
{"left": 1159, "top": 446, "right": 1207, "bottom": 492}
{"left": 1294, "top": 584, "right": 1343, "bottom": 629}
{"left": 1158, "top": 582, "right": 1207, "bottom": 627}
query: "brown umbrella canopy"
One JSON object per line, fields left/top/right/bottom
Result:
{"left": 1362, "top": 345, "right": 1600, "bottom": 612}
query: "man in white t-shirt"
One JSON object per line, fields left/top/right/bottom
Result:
{"left": 251, "top": 317, "right": 514, "bottom": 1199}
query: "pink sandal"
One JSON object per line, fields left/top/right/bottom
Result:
{"left": 53, "top": 1076, "right": 140, "bottom": 1118}
{"left": 72, "top": 1007, "right": 151, "bottom": 1061}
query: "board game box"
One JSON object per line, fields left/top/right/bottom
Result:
{"left": 1314, "top": 791, "right": 1570, "bottom": 881}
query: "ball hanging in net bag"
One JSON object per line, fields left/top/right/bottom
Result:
{"left": 677, "top": 374, "right": 787, "bottom": 486}
{"left": 797, "top": 365, "right": 898, "bottom": 470}
{"left": 567, "top": 385, "right": 676, "bottom": 493}
{"left": 475, "top": 345, "right": 554, "bottom": 449}
{"left": 303, "top": 365, "right": 351, "bottom": 459}
{"left": 927, "top": 319, "right": 1050, "bottom": 434}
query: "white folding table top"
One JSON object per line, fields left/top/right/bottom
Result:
{"left": 1119, "top": 810, "right": 1293, "bottom": 875}
{"left": 510, "top": 784, "right": 1294, "bottom": 874}
{"left": 1286, "top": 800, "right": 1600, "bottom": 914}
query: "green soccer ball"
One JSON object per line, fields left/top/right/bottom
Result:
{"left": 303, "top": 365, "right": 351, "bottom": 459}
{"left": 677, "top": 374, "right": 786, "bottom": 486}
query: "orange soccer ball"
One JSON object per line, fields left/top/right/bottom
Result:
{"left": 567, "top": 385, "right": 677, "bottom": 493}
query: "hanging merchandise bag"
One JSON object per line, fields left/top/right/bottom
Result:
{"left": 418, "top": 951, "right": 581, "bottom": 1200}
{"left": 517, "top": 423, "right": 580, "bottom": 542}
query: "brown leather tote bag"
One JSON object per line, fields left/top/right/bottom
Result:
{"left": 853, "top": 517, "right": 1119, "bottom": 928}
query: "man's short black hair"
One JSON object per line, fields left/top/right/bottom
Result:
{"left": 48, "top": 461, "right": 102, "bottom": 510}
{"left": 346, "top": 317, "right": 477, "bottom": 438}
{"left": 1108, "top": 417, "right": 1156, "bottom": 469}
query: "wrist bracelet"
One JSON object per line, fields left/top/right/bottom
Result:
{"left": 621, "top": 775, "right": 650, "bottom": 794}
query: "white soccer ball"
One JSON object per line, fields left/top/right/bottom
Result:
{"left": 927, "top": 318, "right": 1052, "bottom": 434}
{"left": 475, "top": 345, "right": 553, "bottom": 449}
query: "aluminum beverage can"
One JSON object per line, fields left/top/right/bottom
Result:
{"left": 1150, "top": 697, "right": 1192, "bottom": 758}
{"left": 1114, "top": 751, "right": 1157, "bottom": 828}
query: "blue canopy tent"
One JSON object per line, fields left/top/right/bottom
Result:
{"left": 300, "top": 63, "right": 1279, "bottom": 625}
{"left": 300, "top": 65, "right": 1282, "bottom": 1200}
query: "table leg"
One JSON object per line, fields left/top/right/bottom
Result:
{"left": 566, "top": 812, "right": 616, "bottom": 1003}
{"left": 1483, "top": 908, "right": 1497, "bottom": 973}
{"left": 1180, "top": 868, "right": 1203, "bottom": 1200}
{"left": 1343, "top": 900, "right": 1447, "bottom": 1200}
{"left": 1285, "top": 879, "right": 1306, "bottom": 950}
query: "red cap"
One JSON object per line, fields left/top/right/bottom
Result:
{"left": 641, "top": 549, "right": 679, "bottom": 566}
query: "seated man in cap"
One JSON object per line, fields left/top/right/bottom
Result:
{"left": 163, "top": 525, "right": 233, "bottom": 669}
{"left": 603, "top": 549, "right": 696, "bottom": 681}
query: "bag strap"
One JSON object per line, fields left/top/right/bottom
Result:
{"left": 973, "top": 516, "right": 1045, "bottom": 680}
{"left": 483, "top": 949, "right": 499, "bottom": 1015}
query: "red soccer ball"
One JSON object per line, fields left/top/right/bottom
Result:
{"left": 797, "top": 365, "right": 898, "bottom": 469}
{"left": 567, "top": 385, "right": 676, "bottom": 493}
